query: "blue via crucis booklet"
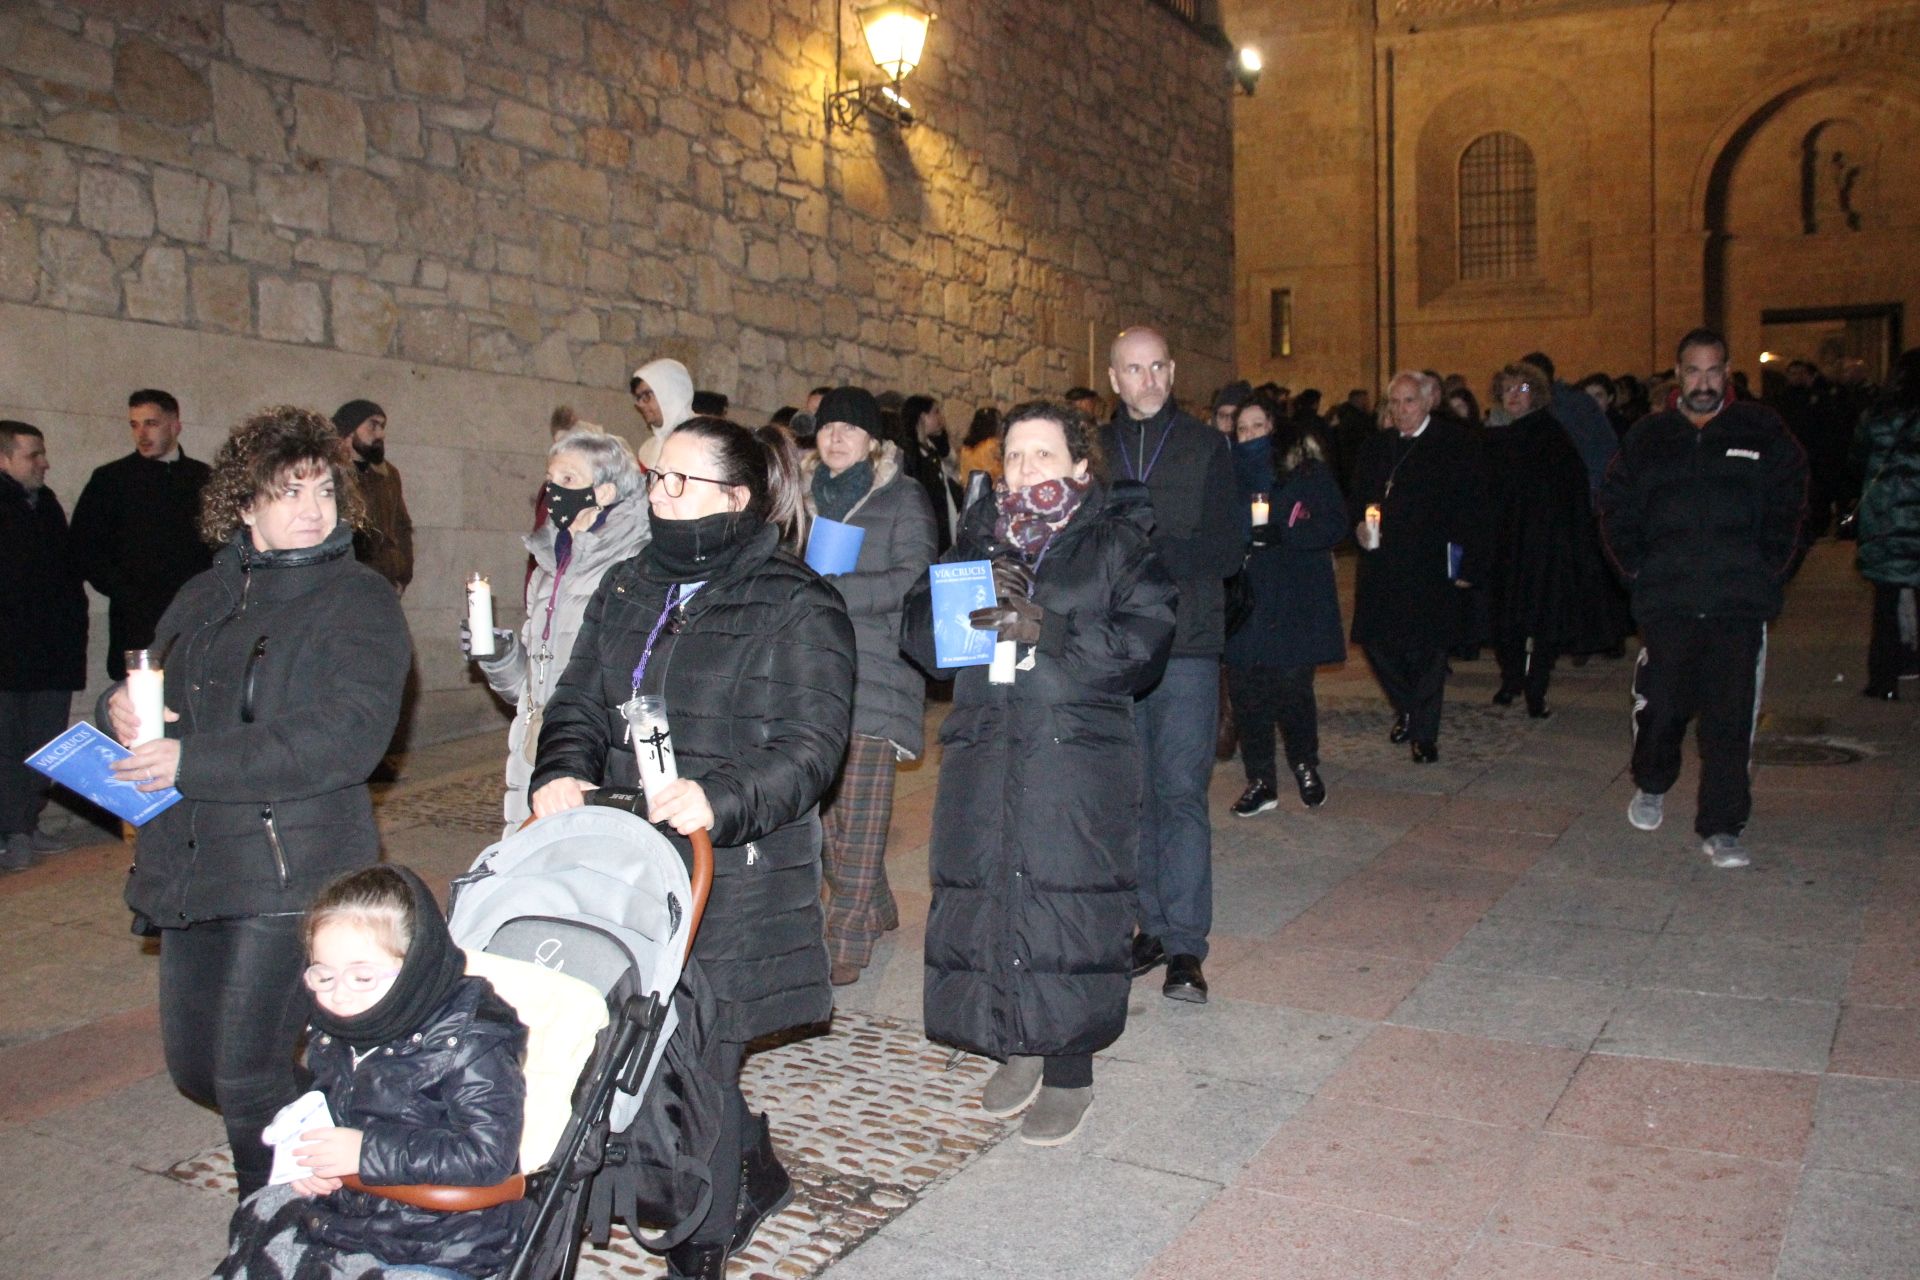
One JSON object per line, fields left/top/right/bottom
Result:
{"left": 26, "top": 722, "right": 184, "bottom": 825}
{"left": 928, "top": 560, "right": 998, "bottom": 669}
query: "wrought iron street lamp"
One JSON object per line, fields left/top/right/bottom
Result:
{"left": 827, "top": 1, "right": 934, "bottom": 130}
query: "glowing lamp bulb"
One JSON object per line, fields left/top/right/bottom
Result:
{"left": 858, "top": 1, "right": 932, "bottom": 83}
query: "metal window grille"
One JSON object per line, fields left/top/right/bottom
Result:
{"left": 1458, "top": 132, "right": 1538, "bottom": 280}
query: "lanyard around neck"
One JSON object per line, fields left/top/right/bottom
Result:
{"left": 1117, "top": 417, "right": 1176, "bottom": 483}
{"left": 629, "top": 582, "right": 700, "bottom": 695}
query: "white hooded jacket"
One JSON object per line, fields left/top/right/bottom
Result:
{"left": 631, "top": 358, "right": 695, "bottom": 469}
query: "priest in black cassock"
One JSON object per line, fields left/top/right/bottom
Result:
{"left": 1350, "top": 372, "right": 1489, "bottom": 763}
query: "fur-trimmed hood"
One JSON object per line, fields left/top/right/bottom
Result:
{"left": 798, "top": 439, "right": 907, "bottom": 523}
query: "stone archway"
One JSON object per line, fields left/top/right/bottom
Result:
{"left": 1696, "top": 65, "right": 1920, "bottom": 373}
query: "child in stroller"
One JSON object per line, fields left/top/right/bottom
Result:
{"left": 214, "top": 864, "right": 529, "bottom": 1280}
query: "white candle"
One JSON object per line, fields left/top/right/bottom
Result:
{"left": 987, "top": 638, "right": 1018, "bottom": 684}
{"left": 1362, "top": 504, "right": 1382, "bottom": 550}
{"left": 1250, "top": 494, "right": 1271, "bottom": 527}
{"left": 626, "top": 695, "right": 679, "bottom": 804}
{"left": 467, "top": 573, "right": 495, "bottom": 657}
{"left": 126, "top": 666, "right": 165, "bottom": 746}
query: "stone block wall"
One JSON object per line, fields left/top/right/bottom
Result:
{"left": 0, "top": 0, "right": 1235, "bottom": 749}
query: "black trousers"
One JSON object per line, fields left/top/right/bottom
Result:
{"left": 1867, "top": 583, "right": 1916, "bottom": 690}
{"left": 1630, "top": 616, "right": 1766, "bottom": 839}
{"left": 1362, "top": 644, "right": 1450, "bottom": 745}
{"left": 1494, "top": 636, "right": 1558, "bottom": 711}
{"left": 1225, "top": 663, "right": 1319, "bottom": 782}
{"left": 1043, "top": 1053, "right": 1093, "bottom": 1089}
{"left": 688, "top": 1040, "right": 750, "bottom": 1246}
{"left": 158, "top": 914, "right": 312, "bottom": 1198}
{"left": 0, "top": 689, "right": 70, "bottom": 835}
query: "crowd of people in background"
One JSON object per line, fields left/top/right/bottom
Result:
{"left": 2, "top": 322, "right": 1918, "bottom": 1280}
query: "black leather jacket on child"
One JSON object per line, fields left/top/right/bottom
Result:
{"left": 301, "top": 976, "right": 528, "bottom": 1275}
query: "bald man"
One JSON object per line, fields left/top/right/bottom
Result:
{"left": 1100, "top": 326, "right": 1244, "bottom": 1004}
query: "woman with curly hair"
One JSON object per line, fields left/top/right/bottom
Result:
{"left": 101, "top": 405, "right": 412, "bottom": 1199}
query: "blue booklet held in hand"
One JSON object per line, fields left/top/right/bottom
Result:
{"left": 26, "top": 723, "right": 183, "bottom": 826}
{"left": 1447, "top": 541, "right": 1465, "bottom": 580}
{"left": 805, "top": 515, "right": 865, "bottom": 576}
{"left": 928, "top": 560, "right": 997, "bottom": 669}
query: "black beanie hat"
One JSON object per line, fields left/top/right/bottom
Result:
{"left": 332, "top": 399, "right": 385, "bottom": 437}
{"left": 812, "top": 386, "right": 882, "bottom": 440}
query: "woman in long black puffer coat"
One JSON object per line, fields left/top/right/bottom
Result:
{"left": 903, "top": 402, "right": 1175, "bottom": 1149}
{"left": 530, "top": 417, "right": 853, "bottom": 1280}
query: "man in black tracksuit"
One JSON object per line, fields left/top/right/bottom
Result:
{"left": 1101, "top": 326, "right": 1245, "bottom": 1003}
{"left": 1598, "top": 328, "right": 1808, "bottom": 869}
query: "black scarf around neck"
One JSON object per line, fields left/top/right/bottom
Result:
{"left": 644, "top": 509, "right": 767, "bottom": 584}
{"left": 307, "top": 866, "right": 465, "bottom": 1053}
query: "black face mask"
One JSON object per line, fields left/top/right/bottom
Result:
{"left": 352, "top": 437, "right": 385, "bottom": 467}
{"left": 544, "top": 482, "right": 596, "bottom": 530}
{"left": 646, "top": 509, "right": 757, "bottom": 582}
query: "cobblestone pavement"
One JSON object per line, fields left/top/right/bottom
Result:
{"left": 163, "top": 1013, "right": 1001, "bottom": 1279}
{"left": 163, "top": 777, "right": 1005, "bottom": 1279}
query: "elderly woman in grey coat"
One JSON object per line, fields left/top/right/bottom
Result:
{"left": 802, "top": 387, "right": 937, "bottom": 985}
{"left": 468, "top": 426, "right": 648, "bottom": 832}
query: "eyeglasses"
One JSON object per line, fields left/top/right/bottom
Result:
{"left": 303, "top": 964, "right": 401, "bottom": 994}
{"left": 645, "top": 470, "right": 731, "bottom": 498}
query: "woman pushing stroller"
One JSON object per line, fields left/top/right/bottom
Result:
{"left": 216, "top": 864, "right": 528, "bottom": 1279}
{"left": 530, "top": 417, "right": 855, "bottom": 1279}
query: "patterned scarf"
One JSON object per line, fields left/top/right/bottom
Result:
{"left": 994, "top": 474, "right": 1093, "bottom": 559}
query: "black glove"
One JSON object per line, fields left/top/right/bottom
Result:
{"left": 460, "top": 622, "right": 520, "bottom": 664}
{"left": 990, "top": 556, "right": 1035, "bottom": 604}
{"left": 1248, "top": 524, "right": 1277, "bottom": 548}
{"left": 968, "top": 597, "right": 1044, "bottom": 645}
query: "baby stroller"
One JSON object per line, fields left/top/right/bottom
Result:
{"left": 341, "top": 796, "right": 720, "bottom": 1280}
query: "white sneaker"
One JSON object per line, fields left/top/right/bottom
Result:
{"left": 1702, "top": 834, "right": 1750, "bottom": 870}
{"left": 1627, "top": 790, "right": 1664, "bottom": 831}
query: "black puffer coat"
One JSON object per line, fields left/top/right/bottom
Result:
{"left": 532, "top": 520, "right": 855, "bottom": 1043}
{"left": 118, "top": 524, "right": 411, "bottom": 927}
{"left": 1598, "top": 401, "right": 1808, "bottom": 622}
{"left": 302, "top": 977, "right": 528, "bottom": 1275}
{"left": 902, "top": 483, "right": 1176, "bottom": 1061}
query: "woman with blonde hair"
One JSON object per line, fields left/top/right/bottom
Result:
{"left": 800, "top": 387, "right": 937, "bottom": 985}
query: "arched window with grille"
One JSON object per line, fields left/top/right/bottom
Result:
{"left": 1458, "top": 132, "right": 1538, "bottom": 280}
